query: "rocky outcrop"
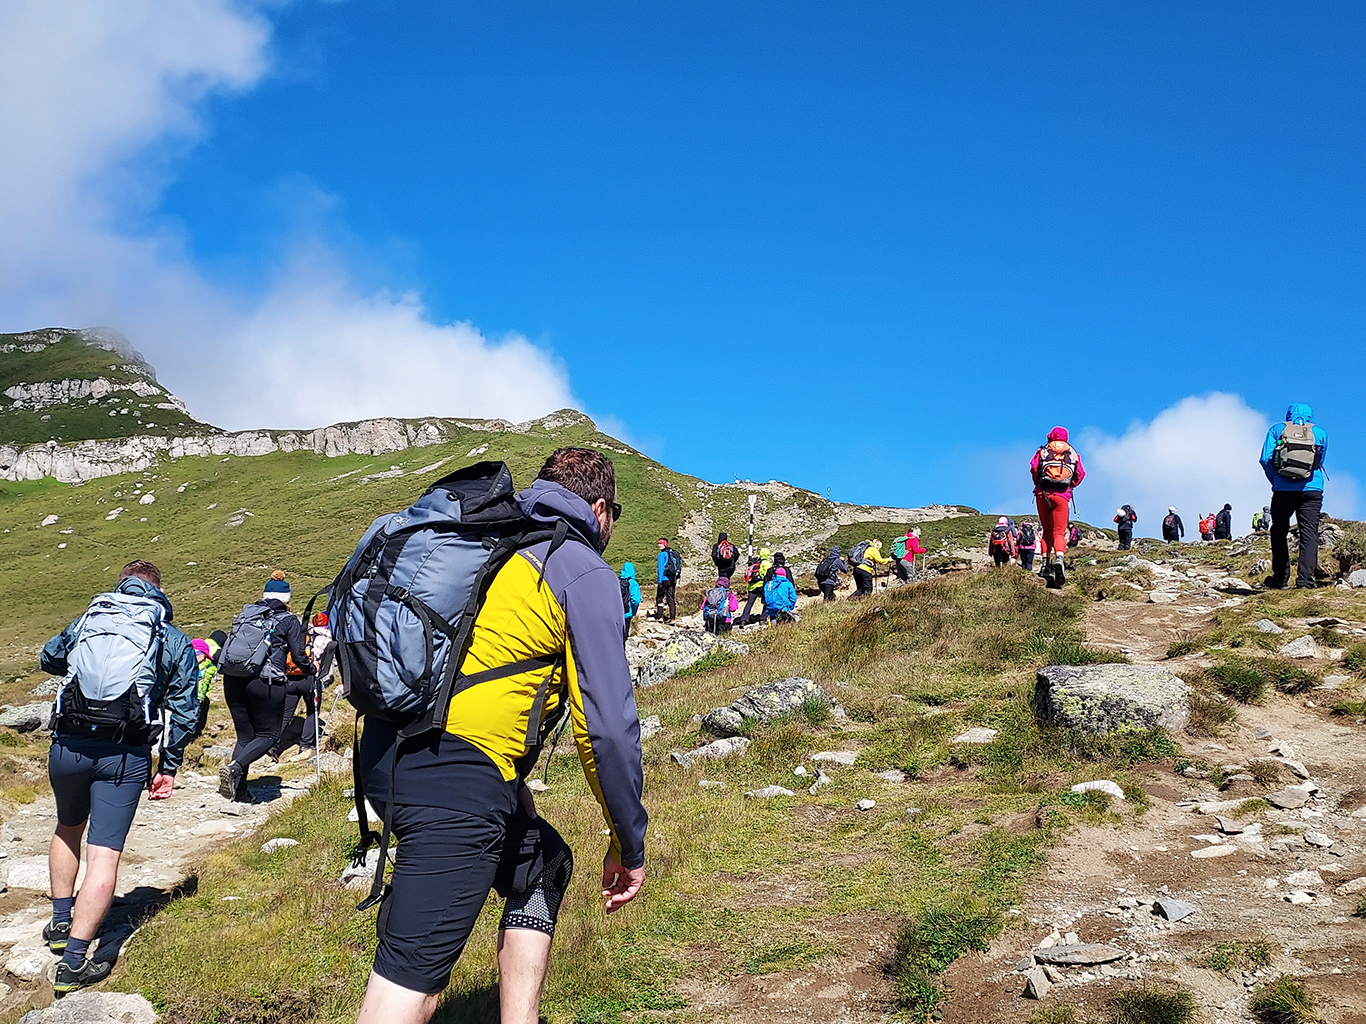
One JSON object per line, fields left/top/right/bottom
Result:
{"left": 702, "top": 677, "right": 835, "bottom": 737}
{"left": 0, "top": 702, "right": 52, "bottom": 732}
{"left": 0, "top": 415, "right": 554, "bottom": 484}
{"left": 1034, "top": 664, "right": 1190, "bottom": 735}
{"left": 19, "top": 990, "right": 161, "bottom": 1023}
{"left": 635, "top": 630, "right": 748, "bottom": 688}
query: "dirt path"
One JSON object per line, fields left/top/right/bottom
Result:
{"left": 0, "top": 754, "right": 327, "bottom": 1015}
{"left": 944, "top": 590, "right": 1366, "bottom": 1024}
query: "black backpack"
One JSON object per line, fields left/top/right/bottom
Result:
{"left": 1122, "top": 504, "right": 1137, "bottom": 524}
{"left": 219, "top": 602, "right": 286, "bottom": 679}
{"left": 1018, "top": 522, "right": 1036, "bottom": 547}
{"left": 1164, "top": 513, "right": 1179, "bottom": 534}
{"left": 665, "top": 548, "right": 682, "bottom": 583}
{"left": 815, "top": 554, "right": 838, "bottom": 582}
{"left": 620, "top": 577, "right": 633, "bottom": 613}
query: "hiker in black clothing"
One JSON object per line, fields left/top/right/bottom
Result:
{"left": 738, "top": 555, "right": 766, "bottom": 626}
{"left": 1214, "top": 503, "right": 1233, "bottom": 541}
{"left": 1162, "top": 507, "right": 1184, "bottom": 543}
{"left": 219, "top": 571, "right": 313, "bottom": 802}
{"left": 1260, "top": 404, "right": 1329, "bottom": 589}
{"left": 711, "top": 532, "right": 740, "bottom": 580}
{"left": 1114, "top": 506, "right": 1137, "bottom": 550}
{"left": 815, "top": 546, "right": 849, "bottom": 601}
{"left": 655, "top": 538, "right": 679, "bottom": 622}
{"left": 764, "top": 552, "right": 794, "bottom": 590}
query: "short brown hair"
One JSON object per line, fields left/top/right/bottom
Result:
{"left": 119, "top": 560, "right": 162, "bottom": 586}
{"left": 537, "top": 447, "right": 616, "bottom": 507}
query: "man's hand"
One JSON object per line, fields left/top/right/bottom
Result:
{"left": 601, "top": 854, "right": 645, "bottom": 914}
{"left": 148, "top": 773, "right": 175, "bottom": 800}
{"left": 517, "top": 783, "right": 538, "bottom": 820}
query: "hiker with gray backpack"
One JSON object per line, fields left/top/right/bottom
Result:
{"left": 39, "top": 560, "right": 199, "bottom": 994}
{"left": 336, "top": 450, "right": 647, "bottom": 1024}
{"left": 217, "top": 571, "right": 313, "bottom": 802}
{"left": 1260, "top": 403, "right": 1329, "bottom": 589}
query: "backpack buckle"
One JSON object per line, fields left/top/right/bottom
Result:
{"left": 387, "top": 585, "right": 410, "bottom": 603}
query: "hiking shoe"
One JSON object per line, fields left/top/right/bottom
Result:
{"left": 43, "top": 919, "right": 70, "bottom": 954}
{"left": 53, "top": 956, "right": 112, "bottom": 994}
{"left": 1262, "top": 576, "right": 1287, "bottom": 590}
{"left": 1051, "top": 555, "right": 1066, "bottom": 589}
{"left": 218, "top": 761, "right": 244, "bottom": 800}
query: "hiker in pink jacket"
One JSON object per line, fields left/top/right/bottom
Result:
{"left": 1030, "top": 426, "right": 1086, "bottom": 588}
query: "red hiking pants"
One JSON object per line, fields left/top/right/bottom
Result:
{"left": 1035, "top": 493, "right": 1069, "bottom": 558}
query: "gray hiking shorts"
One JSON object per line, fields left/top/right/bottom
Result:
{"left": 49, "top": 737, "right": 152, "bottom": 851}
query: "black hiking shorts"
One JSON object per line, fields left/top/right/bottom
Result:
{"left": 367, "top": 732, "right": 576, "bottom": 996}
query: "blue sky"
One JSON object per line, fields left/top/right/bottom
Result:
{"left": 2, "top": 2, "right": 1363, "bottom": 522}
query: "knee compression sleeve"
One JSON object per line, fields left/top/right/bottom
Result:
{"left": 500, "top": 840, "right": 573, "bottom": 936}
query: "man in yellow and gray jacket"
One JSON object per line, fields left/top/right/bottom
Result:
{"left": 357, "top": 447, "right": 647, "bottom": 1024}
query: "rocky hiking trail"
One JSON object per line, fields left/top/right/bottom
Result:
{"left": 0, "top": 750, "right": 340, "bottom": 1021}
{"left": 940, "top": 562, "right": 1366, "bottom": 1024}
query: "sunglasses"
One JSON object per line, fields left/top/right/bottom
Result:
{"left": 609, "top": 501, "right": 622, "bottom": 522}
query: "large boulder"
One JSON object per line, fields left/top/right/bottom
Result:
{"left": 1034, "top": 664, "right": 1190, "bottom": 735}
{"left": 635, "top": 630, "right": 747, "bottom": 688}
{"left": 702, "top": 677, "right": 834, "bottom": 737}
{"left": 0, "top": 702, "right": 52, "bottom": 732}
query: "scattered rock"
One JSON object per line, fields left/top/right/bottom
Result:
{"left": 951, "top": 727, "right": 998, "bottom": 745}
{"left": 1154, "top": 898, "right": 1195, "bottom": 922}
{"left": 811, "top": 750, "right": 858, "bottom": 766}
{"left": 1305, "top": 831, "right": 1333, "bottom": 848}
{"left": 1211, "top": 577, "right": 1255, "bottom": 594}
{"left": 1278, "top": 635, "right": 1321, "bottom": 659}
{"left": 1034, "top": 664, "right": 1190, "bottom": 734}
{"left": 1214, "top": 816, "right": 1245, "bottom": 835}
{"left": 1349, "top": 569, "right": 1366, "bottom": 589}
{"left": 1321, "top": 675, "right": 1350, "bottom": 690}
{"left": 1071, "top": 780, "right": 1125, "bottom": 800}
{"left": 856, "top": 799, "right": 877, "bottom": 811}
{"left": 1285, "top": 869, "right": 1323, "bottom": 887}
{"left": 1266, "top": 785, "right": 1315, "bottom": 809}
{"left": 1033, "top": 943, "right": 1127, "bottom": 966}
{"left": 698, "top": 780, "right": 726, "bottom": 790}
{"left": 0, "top": 702, "right": 52, "bottom": 733}
{"left": 808, "top": 771, "right": 832, "bottom": 794}
{"left": 671, "top": 736, "right": 750, "bottom": 769}
{"left": 1286, "top": 891, "right": 1314, "bottom": 905}
{"left": 1022, "top": 965, "right": 1052, "bottom": 999}
{"left": 638, "top": 715, "right": 662, "bottom": 741}
{"left": 875, "top": 769, "right": 907, "bottom": 783}
{"left": 138, "top": 492, "right": 155, "bottom": 505}
{"left": 1254, "top": 619, "right": 1285, "bottom": 634}
{"left": 1334, "top": 876, "right": 1366, "bottom": 896}
{"left": 191, "top": 820, "right": 236, "bottom": 837}
{"left": 5, "top": 946, "right": 50, "bottom": 983}
{"left": 1191, "top": 845, "right": 1238, "bottom": 859}
{"left": 316, "top": 751, "right": 350, "bottom": 775}
{"left": 525, "top": 778, "right": 550, "bottom": 793}
{"left": 340, "top": 848, "right": 380, "bottom": 890}
{"left": 1277, "top": 759, "right": 1311, "bottom": 780}
{"left": 701, "top": 677, "right": 835, "bottom": 738}
{"left": 260, "top": 838, "right": 299, "bottom": 854}
{"left": 201, "top": 744, "right": 234, "bottom": 761}
{"left": 5, "top": 856, "right": 51, "bottom": 891}
{"left": 28, "top": 678, "right": 60, "bottom": 697}
{"left": 38, "top": 515, "right": 58, "bottom": 528}
{"left": 744, "top": 786, "right": 795, "bottom": 799}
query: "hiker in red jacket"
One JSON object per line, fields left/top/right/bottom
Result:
{"left": 1030, "top": 426, "right": 1086, "bottom": 588}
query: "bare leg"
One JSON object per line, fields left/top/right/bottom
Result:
{"left": 69, "top": 845, "right": 121, "bottom": 943}
{"left": 49, "top": 822, "right": 85, "bottom": 899}
{"left": 498, "top": 928, "right": 552, "bottom": 1024}
{"left": 357, "top": 970, "right": 439, "bottom": 1024}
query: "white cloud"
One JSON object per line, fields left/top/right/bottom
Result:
{"left": 1077, "top": 393, "right": 1357, "bottom": 535}
{"left": 0, "top": 0, "right": 574, "bottom": 430}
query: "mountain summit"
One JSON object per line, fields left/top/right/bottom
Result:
{"left": 0, "top": 327, "right": 210, "bottom": 445}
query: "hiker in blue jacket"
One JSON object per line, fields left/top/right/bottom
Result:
{"left": 763, "top": 567, "right": 798, "bottom": 624}
{"left": 1259, "top": 403, "right": 1329, "bottom": 589}
{"left": 655, "top": 538, "right": 678, "bottom": 622}
{"left": 620, "top": 562, "right": 641, "bottom": 640}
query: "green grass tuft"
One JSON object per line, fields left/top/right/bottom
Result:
{"left": 1249, "top": 975, "right": 1321, "bottom": 1024}
{"left": 888, "top": 905, "right": 1000, "bottom": 1021}
{"left": 1106, "top": 987, "right": 1199, "bottom": 1024}
{"left": 670, "top": 647, "right": 738, "bottom": 679}
{"left": 1166, "top": 639, "right": 1200, "bottom": 658}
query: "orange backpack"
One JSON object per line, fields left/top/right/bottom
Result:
{"left": 1036, "top": 440, "right": 1078, "bottom": 492}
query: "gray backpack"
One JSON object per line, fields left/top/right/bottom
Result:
{"left": 54, "top": 591, "right": 165, "bottom": 744}
{"left": 848, "top": 540, "right": 871, "bottom": 567}
{"left": 1273, "top": 422, "right": 1319, "bottom": 481}
{"left": 219, "top": 601, "right": 285, "bottom": 679}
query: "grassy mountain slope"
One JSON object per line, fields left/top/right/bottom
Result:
{"left": 0, "top": 328, "right": 209, "bottom": 445}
